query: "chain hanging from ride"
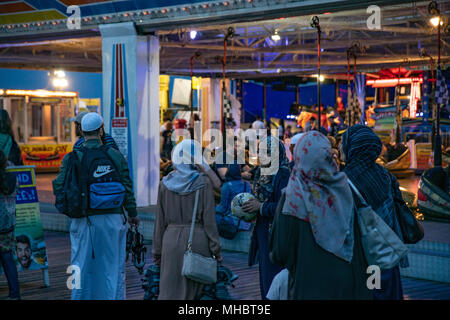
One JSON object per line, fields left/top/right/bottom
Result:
{"left": 345, "top": 43, "right": 364, "bottom": 127}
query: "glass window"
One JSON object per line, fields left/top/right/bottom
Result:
{"left": 10, "top": 99, "right": 25, "bottom": 143}
{"left": 59, "top": 100, "right": 73, "bottom": 143}
{"left": 27, "top": 103, "right": 58, "bottom": 142}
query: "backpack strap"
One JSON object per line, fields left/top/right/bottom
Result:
{"left": 0, "top": 135, "right": 12, "bottom": 159}
{"left": 76, "top": 148, "right": 89, "bottom": 216}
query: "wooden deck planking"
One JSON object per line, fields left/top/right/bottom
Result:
{"left": 1, "top": 231, "right": 450, "bottom": 300}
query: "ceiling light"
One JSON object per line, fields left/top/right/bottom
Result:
{"left": 271, "top": 31, "right": 281, "bottom": 41}
{"left": 430, "top": 16, "right": 443, "bottom": 26}
{"left": 53, "top": 78, "right": 68, "bottom": 88}
{"left": 54, "top": 70, "right": 66, "bottom": 78}
{"left": 314, "top": 74, "right": 324, "bottom": 82}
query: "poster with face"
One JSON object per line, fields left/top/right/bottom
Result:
{"left": 0, "top": 166, "right": 48, "bottom": 274}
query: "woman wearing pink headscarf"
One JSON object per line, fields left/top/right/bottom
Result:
{"left": 269, "top": 131, "right": 371, "bottom": 299}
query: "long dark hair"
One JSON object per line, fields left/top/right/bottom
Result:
{"left": 0, "top": 109, "right": 15, "bottom": 142}
{"left": 0, "top": 149, "right": 15, "bottom": 195}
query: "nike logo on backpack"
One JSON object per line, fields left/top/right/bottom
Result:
{"left": 93, "top": 165, "right": 114, "bottom": 178}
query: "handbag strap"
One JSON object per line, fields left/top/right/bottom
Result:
{"left": 187, "top": 189, "right": 200, "bottom": 251}
{"left": 347, "top": 178, "right": 369, "bottom": 208}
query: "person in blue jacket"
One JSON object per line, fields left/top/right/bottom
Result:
{"left": 216, "top": 164, "right": 252, "bottom": 215}
{"left": 215, "top": 164, "right": 253, "bottom": 235}
{"left": 242, "top": 135, "right": 290, "bottom": 299}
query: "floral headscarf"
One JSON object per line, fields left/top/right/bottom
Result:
{"left": 281, "top": 131, "right": 355, "bottom": 262}
{"left": 253, "top": 135, "right": 290, "bottom": 202}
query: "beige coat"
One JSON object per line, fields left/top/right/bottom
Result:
{"left": 152, "top": 175, "right": 222, "bottom": 300}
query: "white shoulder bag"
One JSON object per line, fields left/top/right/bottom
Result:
{"left": 347, "top": 179, "right": 408, "bottom": 270}
{"left": 181, "top": 189, "right": 218, "bottom": 284}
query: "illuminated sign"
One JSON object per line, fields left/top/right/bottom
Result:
{"left": 366, "top": 78, "right": 423, "bottom": 87}
{"left": 1, "top": 89, "right": 78, "bottom": 98}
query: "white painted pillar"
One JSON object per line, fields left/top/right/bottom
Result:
{"left": 100, "top": 22, "right": 160, "bottom": 207}
{"left": 210, "top": 78, "right": 222, "bottom": 128}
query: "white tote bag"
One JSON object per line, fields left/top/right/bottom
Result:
{"left": 347, "top": 179, "right": 408, "bottom": 270}
{"left": 181, "top": 189, "right": 217, "bottom": 284}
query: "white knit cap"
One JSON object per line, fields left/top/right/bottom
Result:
{"left": 81, "top": 112, "right": 103, "bottom": 132}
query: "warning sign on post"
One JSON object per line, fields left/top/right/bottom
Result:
{"left": 111, "top": 117, "right": 128, "bottom": 160}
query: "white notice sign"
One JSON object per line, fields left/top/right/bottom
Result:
{"left": 111, "top": 117, "right": 128, "bottom": 160}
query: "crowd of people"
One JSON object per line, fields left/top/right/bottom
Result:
{"left": 154, "top": 109, "right": 412, "bottom": 301}
{"left": 0, "top": 103, "right": 414, "bottom": 301}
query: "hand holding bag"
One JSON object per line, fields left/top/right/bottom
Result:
{"left": 182, "top": 189, "right": 218, "bottom": 284}
{"left": 347, "top": 179, "right": 408, "bottom": 270}
{"left": 394, "top": 198, "right": 424, "bottom": 244}
{"left": 390, "top": 178, "right": 424, "bottom": 244}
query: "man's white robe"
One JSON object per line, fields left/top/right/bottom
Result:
{"left": 69, "top": 214, "right": 127, "bottom": 300}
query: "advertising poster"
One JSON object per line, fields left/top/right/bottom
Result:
{"left": 0, "top": 166, "right": 49, "bottom": 276}
{"left": 80, "top": 98, "right": 101, "bottom": 114}
{"left": 111, "top": 117, "right": 128, "bottom": 160}
{"left": 20, "top": 144, "right": 72, "bottom": 171}
{"left": 416, "top": 143, "right": 433, "bottom": 170}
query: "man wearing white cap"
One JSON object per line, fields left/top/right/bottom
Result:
{"left": 72, "top": 112, "right": 119, "bottom": 152}
{"left": 71, "top": 111, "right": 89, "bottom": 138}
{"left": 53, "top": 112, "right": 138, "bottom": 300}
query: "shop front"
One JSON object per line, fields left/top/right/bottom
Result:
{"left": 0, "top": 89, "right": 77, "bottom": 171}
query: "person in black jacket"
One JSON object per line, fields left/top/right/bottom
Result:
{"left": 342, "top": 124, "right": 408, "bottom": 300}
{"left": 0, "top": 110, "right": 23, "bottom": 166}
{"left": 242, "top": 135, "right": 290, "bottom": 299}
{"left": 0, "top": 150, "right": 20, "bottom": 299}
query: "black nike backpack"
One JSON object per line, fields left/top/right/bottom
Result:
{"left": 80, "top": 145, "right": 126, "bottom": 210}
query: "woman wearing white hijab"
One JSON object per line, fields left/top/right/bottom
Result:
{"left": 269, "top": 131, "right": 371, "bottom": 299}
{"left": 153, "top": 139, "right": 222, "bottom": 300}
